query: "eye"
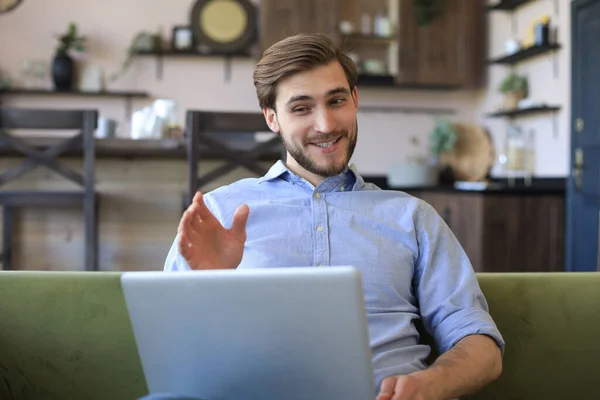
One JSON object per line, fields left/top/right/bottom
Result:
{"left": 293, "top": 106, "right": 310, "bottom": 114}
{"left": 331, "top": 98, "right": 346, "bottom": 106}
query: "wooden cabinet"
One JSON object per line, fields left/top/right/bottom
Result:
{"left": 406, "top": 191, "right": 565, "bottom": 273}
{"left": 258, "top": 0, "right": 485, "bottom": 88}
{"left": 259, "top": 0, "right": 341, "bottom": 53}
{"left": 397, "top": 0, "right": 485, "bottom": 87}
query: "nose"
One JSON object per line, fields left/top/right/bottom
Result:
{"left": 314, "top": 109, "right": 336, "bottom": 134}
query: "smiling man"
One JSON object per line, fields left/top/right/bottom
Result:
{"left": 164, "top": 33, "right": 504, "bottom": 400}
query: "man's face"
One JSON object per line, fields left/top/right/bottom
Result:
{"left": 264, "top": 61, "right": 359, "bottom": 182}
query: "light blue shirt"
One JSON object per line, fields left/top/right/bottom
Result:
{"left": 164, "top": 160, "right": 505, "bottom": 388}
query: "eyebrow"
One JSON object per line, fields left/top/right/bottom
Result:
{"left": 286, "top": 87, "right": 351, "bottom": 106}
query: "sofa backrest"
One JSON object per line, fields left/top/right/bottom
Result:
{"left": 472, "top": 272, "right": 600, "bottom": 400}
{"left": 1, "top": 271, "right": 598, "bottom": 400}
{"left": 0, "top": 271, "right": 146, "bottom": 400}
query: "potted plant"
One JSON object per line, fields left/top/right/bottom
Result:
{"left": 52, "top": 22, "right": 86, "bottom": 91}
{"left": 429, "top": 118, "right": 457, "bottom": 161}
{"left": 498, "top": 73, "right": 528, "bottom": 110}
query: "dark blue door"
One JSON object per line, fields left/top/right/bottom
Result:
{"left": 566, "top": 0, "right": 600, "bottom": 271}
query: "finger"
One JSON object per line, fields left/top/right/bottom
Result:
{"left": 377, "top": 377, "right": 396, "bottom": 400}
{"left": 179, "top": 226, "right": 202, "bottom": 251}
{"left": 230, "top": 204, "right": 249, "bottom": 240}
{"left": 193, "top": 192, "right": 218, "bottom": 222}
{"left": 188, "top": 206, "right": 204, "bottom": 233}
{"left": 391, "top": 377, "right": 414, "bottom": 400}
{"left": 178, "top": 231, "right": 201, "bottom": 267}
{"left": 178, "top": 207, "right": 199, "bottom": 235}
{"left": 177, "top": 208, "right": 193, "bottom": 234}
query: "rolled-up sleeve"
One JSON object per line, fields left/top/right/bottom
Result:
{"left": 413, "top": 201, "right": 505, "bottom": 355}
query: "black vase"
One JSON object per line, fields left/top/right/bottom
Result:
{"left": 52, "top": 51, "right": 74, "bottom": 91}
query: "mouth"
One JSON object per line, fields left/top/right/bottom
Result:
{"left": 308, "top": 136, "right": 343, "bottom": 150}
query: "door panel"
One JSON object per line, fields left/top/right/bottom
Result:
{"left": 567, "top": 0, "right": 600, "bottom": 271}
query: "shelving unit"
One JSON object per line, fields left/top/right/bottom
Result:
{"left": 487, "top": 104, "right": 561, "bottom": 137}
{"left": 488, "top": 43, "right": 562, "bottom": 65}
{"left": 487, "top": 0, "right": 533, "bottom": 12}
{"left": 0, "top": 89, "right": 151, "bottom": 119}
{"left": 485, "top": 0, "right": 562, "bottom": 138}
{"left": 340, "top": 33, "right": 397, "bottom": 46}
{"left": 486, "top": 105, "right": 561, "bottom": 118}
{"left": 133, "top": 48, "right": 253, "bottom": 83}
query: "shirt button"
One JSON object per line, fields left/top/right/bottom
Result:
{"left": 316, "top": 225, "right": 324, "bottom": 232}
{"left": 315, "top": 192, "right": 321, "bottom": 199}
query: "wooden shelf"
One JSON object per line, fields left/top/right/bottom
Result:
{"left": 0, "top": 89, "right": 150, "bottom": 98}
{"left": 0, "top": 137, "right": 281, "bottom": 160}
{"left": 486, "top": 105, "right": 561, "bottom": 118}
{"left": 134, "top": 49, "right": 252, "bottom": 58}
{"left": 357, "top": 74, "right": 461, "bottom": 90}
{"left": 489, "top": 43, "right": 561, "bottom": 65}
{"left": 487, "top": 0, "right": 534, "bottom": 11}
{"left": 341, "top": 33, "right": 397, "bottom": 45}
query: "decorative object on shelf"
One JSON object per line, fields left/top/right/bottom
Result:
{"left": 172, "top": 26, "right": 194, "bottom": 51}
{"left": 386, "top": 135, "right": 440, "bottom": 188}
{"left": 534, "top": 15, "right": 551, "bottom": 46}
{"left": 498, "top": 72, "right": 528, "bottom": 110}
{"left": 505, "top": 38, "right": 521, "bottom": 54}
{"left": 521, "top": 14, "right": 553, "bottom": 48}
{"left": 109, "top": 31, "right": 160, "bottom": 82}
{"left": 189, "top": 0, "right": 257, "bottom": 55}
{"left": 498, "top": 124, "right": 536, "bottom": 185}
{"left": 414, "top": 0, "right": 444, "bottom": 26}
{"left": 131, "top": 99, "right": 179, "bottom": 140}
{"left": 437, "top": 123, "right": 496, "bottom": 182}
{"left": 339, "top": 20, "right": 355, "bottom": 35}
{"left": 52, "top": 22, "right": 86, "bottom": 91}
{"left": 0, "top": 0, "right": 23, "bottom": 14}
{"left": 79, "top": 65, "right": 104, "bottom": 92}
{"left": 96, "top": 117, "right": 118, "bottom": 139}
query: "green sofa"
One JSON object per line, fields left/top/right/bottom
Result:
{"left": 0, "top": 271, "right": 598, "bottom": 400}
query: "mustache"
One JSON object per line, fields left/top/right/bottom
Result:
{"left": 303, "top": 130, "right": 348, "bottom": 145}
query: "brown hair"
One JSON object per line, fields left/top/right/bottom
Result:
{"left": 253, "top": 33, "right": 358, "bottom": 111}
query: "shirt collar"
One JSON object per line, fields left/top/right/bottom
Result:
{"left": 258, "top": 160, "right": 366, "bottom": 192}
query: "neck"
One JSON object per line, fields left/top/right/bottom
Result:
{"left": 285, "top": 161, "right": 325, "bottom": 187}
{"left": 284, "top": 156, "right": 348, "bottom": 188}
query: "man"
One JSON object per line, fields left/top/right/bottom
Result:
{"left": 164, "top": 33, "right": 504, "bottom": 400}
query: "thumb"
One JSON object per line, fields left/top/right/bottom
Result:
{"left": 231, "top": 204, "right": 249, "bottom": 240}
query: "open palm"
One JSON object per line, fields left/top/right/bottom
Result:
{"left": 177, "top": 192, "right": 249, "bottom": 270}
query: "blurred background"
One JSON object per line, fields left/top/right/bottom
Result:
{"left": 0, "top": 0, "right": 595, "bottom": 274}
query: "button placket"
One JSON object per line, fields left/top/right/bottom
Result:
{"left": 311, "top": 190, "right": 330, "bottom": 267}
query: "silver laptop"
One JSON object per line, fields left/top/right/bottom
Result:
{"left": 121, "top": 266, "right": 376, "bottom": 400}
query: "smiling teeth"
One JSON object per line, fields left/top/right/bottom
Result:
{"left": 314, "top": 138, "right": 338, "bottom": 148}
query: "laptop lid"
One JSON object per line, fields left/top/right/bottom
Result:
{"left": 121, "top": 266, "right": 375, "bottom": 400}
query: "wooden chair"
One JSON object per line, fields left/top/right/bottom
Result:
{"left": 0, "top": 108, "right": 99, "bottom": 271}
{"left": 185, "top": 110, "right": 285, "bottom": 207}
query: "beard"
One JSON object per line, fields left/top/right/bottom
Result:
{"left": 279, "top": 120, "right": 358, "bottom": 178}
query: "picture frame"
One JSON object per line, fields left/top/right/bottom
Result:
{"left": 171, "top": 26, "right": 194, "bottom": 52}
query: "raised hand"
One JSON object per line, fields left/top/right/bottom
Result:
{"left": 177, "top": 192, "right": 249, "bottom": 270}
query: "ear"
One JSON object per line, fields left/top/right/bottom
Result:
{"left": 351, "top": 86, "right": 359, "bottom": 111}
{"left": 263, "top": 108, "right": 280, "bottom": 133}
